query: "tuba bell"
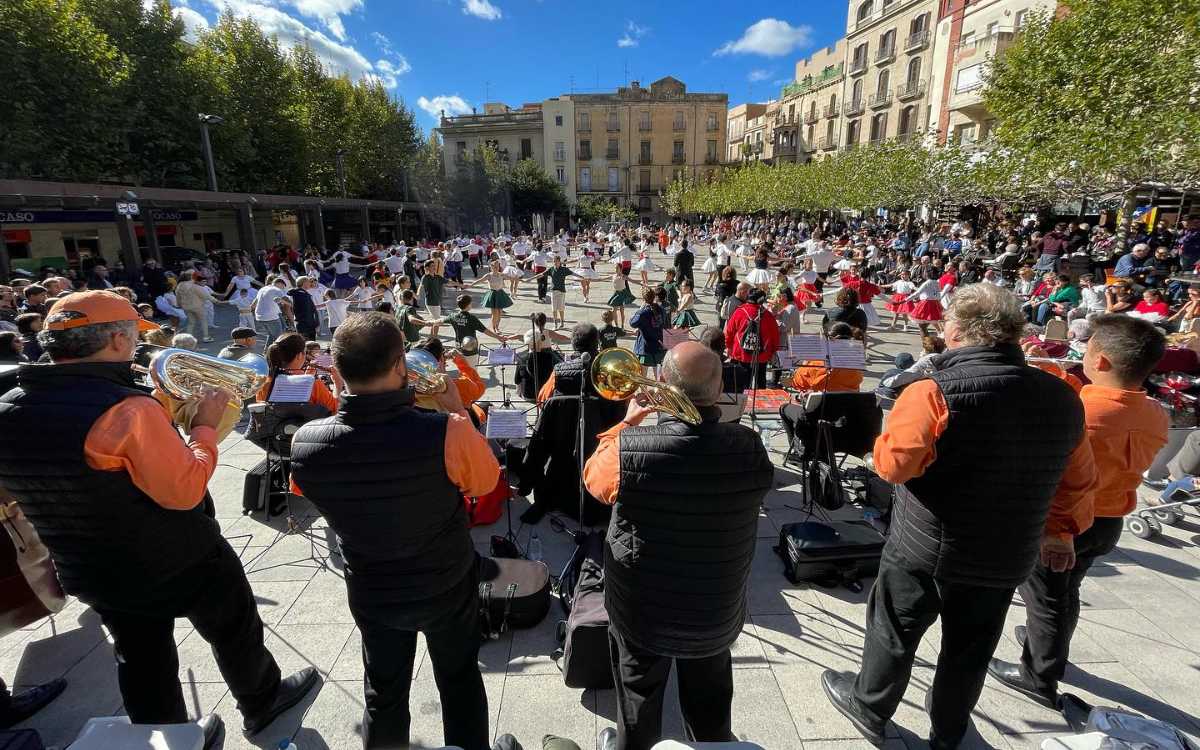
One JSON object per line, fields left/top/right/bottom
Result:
{"left": 150, "top": 347, "right": 269, "bottom": 406}
{"left": 590, "top": 347, "right": 701, "bottom": 425}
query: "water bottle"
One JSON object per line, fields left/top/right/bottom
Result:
{"left": 862, "top": 508, "right": 886, "bottom": 534}
{"left": 278, "top": 740, "right": 298, "bottom": 750}
{"left": 528, "top": 532, "right": 543, "bottom": 562}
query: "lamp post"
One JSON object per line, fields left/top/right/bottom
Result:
{"left": 198, "top": 113, "right": 224, "bottom": 192}
{"left": 335, "top": 148, "right": 348, "bottom": 198}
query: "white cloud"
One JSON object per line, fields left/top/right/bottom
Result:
{"left": 417, "top": 94, "right": 471, "bottom": 121}
{"left": 617, "top": 19, "right": 648, "bottom": 48}
{"left": 462, "top": 0, "right": 501, "bottom": 21}
{"left": 747, "top": 69, "right": 773, "bottom": 82}
{"left": 285, "top": 0, "right": 362, "bottom": 41}
{"left": 370, "top": 31, "right": 392, "bottom": 54}
{"left": 374, "top": 56, "right": 411, "bottom": 88}
{"left": 171, "top": 6, "right": 210, "bottom": 41}
{"left": 714, "top": 18, "right": 813, "bottom": 57}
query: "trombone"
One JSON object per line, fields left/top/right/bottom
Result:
{"left": 1025, "top": 357, "right": 1081, "bottom": 367}
{"left": 590, "top": 347, "right": 701, "bottom": 425}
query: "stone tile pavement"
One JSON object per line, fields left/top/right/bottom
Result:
{"left": 3, "top": 263, "right": 1200, "bottom": 749}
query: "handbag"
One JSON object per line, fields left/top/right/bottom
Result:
{"left": 0, "top": 491, "right": 66, "bottom": 638}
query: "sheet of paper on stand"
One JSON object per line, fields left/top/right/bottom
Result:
{"left": 828, "top": 340, "right": 867, "bottom": 370}
{"left": 776, "top": 351, "right": 800, "bottom": 369}
{"left": 268, "top": 374, "right": 315, "bottom": 403}
{"left": 789, "top": 334, "right": 828, "bottom": 360}
{"left": 485, "top": 408, "right": 528, "bottom": 439}
{"left": 487, "top": 348, "right": 517, "bottom": 366}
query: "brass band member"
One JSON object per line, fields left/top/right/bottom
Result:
{"left": 820, "top": 284, "right": 1097, "bottom": 748}
{"left": 289, "top": 313, "right": 500, "bottom": 750}
{"left": 583, "top": 342, "right": 775, "bottom": 750}
{"left": 0, "top": 292, "right": 318, "bottom": 746}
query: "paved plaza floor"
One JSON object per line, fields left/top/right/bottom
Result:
{"left": 4, "top": 263, "right": 1200, "bottom": 749}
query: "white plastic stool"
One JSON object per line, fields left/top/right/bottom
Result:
{"left": 650, "top": 742, "right": 767, "bottom": 750}
{"left": 70, "top": 716, "right": 203, "bottom": 750}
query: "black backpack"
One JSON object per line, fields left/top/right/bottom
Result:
{"left": 553, "top": 532, "right": 613, "bottom": 689}
{"left": 739, "top": 307, "right": 763, "bottom": 354}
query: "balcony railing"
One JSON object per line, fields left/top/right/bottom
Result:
{"left": 672, "top": 154, "right": 686, "bottom": 164}
{"left": 637, "top": 185, "right": 655, "bottom": 195}
{"left": 897, "top": 80, "right": 926, "bottom": 100}
{"left": 803, "top": 110, "right": 819, "bottom": 124}
{"left": 638, "top": 154, "right": 652, "bottom": 165}
{"left": 818, "top": 136, "right": 837, "bottom": 151}
{"left": 875, "top": 46, "right": 896, "bottom": 65}
{"left": 638, "top": 122, "right": 652, "bottom": 132}
{"left": 605, "top": 149, "right": 619, "bottom": 160}
{"left": 869, "top": 137, "right": 887, "bottom": 146}
{"left": 706, "top": 122, "right": 719, "bottom": 132}
{"left": 704, "top": 155, "right": 720, "bottom": 165}
{"left": 823, "top": 105, "right": 838, "bottom": 119}
{"left": 844, "top": 99, "right": 864, "bottom": 117}
{"left": 849, "top": 57, "right": 868, "bottom": 76}
{"left": 554, "top": 151, "right": 566, "bottom": 161}
{"left": 869, "top": 90, "right": 893, "bottom": 109}
{"left": 577, "top": 150, "right": 592, "bottom": 160}
{"left": 606, "top": 122, "right": 621, "bottom": 132}
{"left": 577, "top": 122, "right": 591, "bottom": 132}
{"left": 905, "top": 29, "right": 931, "bottom": 51}
{"left": 775, "top": 144, "right": 797, "bottom": 155}
{"left": 896, "top": 131, "right": 915, "bottom": 144}
{"left": 673, "top": 122, "right": 686, "bottom": 131}
{"left": 752, "top": 142, "right": 763, "bottom": 154}
{"left": 844, "top": 142, "right": 858, "bottom": 151}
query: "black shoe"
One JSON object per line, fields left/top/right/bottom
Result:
{"left": 197, "top": 713, "right": 224, "bottom": 750}
{"left": 986, "top": 658, "right": 1057, "bottom": 709}
{"left": 1059, "top": 692, "right": 1093, "bottom": 733}
{"left": 597, "top": 727, "right": 617, "bottom": 750}
{"left": 1014, "top": 625, "right": 1027, "bottom": 647}
{"left": 491, "top": 732, "right": 523, "bottom": 750}
{"left": 241, "top": 667, "right": 320, "bottom": 736}
{"left": 820, "top": 669, "right": 886, "bottom": 745}
{"left": 0, "top": 677, "right": 67, "bottom": 728}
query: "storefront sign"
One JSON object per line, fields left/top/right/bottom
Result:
{"left": 116, "top": 201, "right": 140, "bottom": 216}
{"left": 0, "top": 209, "right": 199, "bottom": 224}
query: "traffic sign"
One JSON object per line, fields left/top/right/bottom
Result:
{"left": 116, "top": 201, "right": 140, "bottom": 217}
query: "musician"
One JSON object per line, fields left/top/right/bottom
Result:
{"left": 989, "top": 316, "right": 1167, "bottom": 708}
{"left": 819, "top": 283, "right": 1097, "bottom": 749}
{"left": 788, "top": 323, "right": 864, "bottom": 393}
{"left": 583, "top": 342, "right": 775, "bottom": 750}
{"left": 289, "top": 313, "right": 499, "bottom": 750}
{"left": 415, "top": 336, "right": 487, "bottom": 413}
{"left": 256, "top": 332, "right": 341, "bottom": 410}
{"left": 0, "top": 291, "right": 319, "bottom": 745}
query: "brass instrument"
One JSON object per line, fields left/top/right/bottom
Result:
{"left": 590, "top": 347, "right": 702, "bottom": 425}
{"left": 405, "top": 349, "right": 449, "bottom": 411}
{"left": 150, "top": 347, "right": 269, "bottom": 406}
{"left": 1025, "top": 356, "right": 1082, "bottom": 367}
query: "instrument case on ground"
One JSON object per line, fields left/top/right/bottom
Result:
{"left": 554, "top": 531, "right": 612, "bottom": 689}
{"left": 775, "top": 520, "right": 885, "bottom": 589}
{"left": 477, "top": 556, "right": 551, "bottom": 638}
{"left": 242, "top": 458, "right": 272, "bottom": 515}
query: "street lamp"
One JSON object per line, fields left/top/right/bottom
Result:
{"left": 335, "top": 149, "right": 348, "bottom": 198}
{"left": 198, "top": 113, "right": 224, "bottom": 192}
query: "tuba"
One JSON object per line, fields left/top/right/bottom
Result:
{"left": 150, "top": 347, "right": 269, "bottom": 406}
{"left": 405, "top": 349, "right": 449, "bottom": 410}
{"left": 590, "top": 347, "right": 701, "bottom": 425}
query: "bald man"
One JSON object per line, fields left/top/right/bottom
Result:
{"left": 583, "top": 342, "right": 776, "bottom": 750}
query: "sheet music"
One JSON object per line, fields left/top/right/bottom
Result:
{"left": 788, "top": 334, "right": 828, "bottom": 360}
{"left": 828, "top": 340, "right": 867, "bottom": 370}
{"left": 487, "top": 348, "right": 516, "bottom": 366}
{"left": 776, "top": 351, "right": 800, "bottom": 369}
{"left": 485, "top": 408, "right": 528, "bottom": 439}
{"left": 268, "top": 374, "right": 315, "bottom": 403}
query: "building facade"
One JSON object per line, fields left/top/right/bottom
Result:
{"left": 930, "top": 0, "right": 1056, "bottom": 146}
{"left": 540, "top": 97, "right": 577, "bottom": 205}
{"left": 778, "top": 40, "right": 848, "bottom": 160}
{"left": 726, "top": 103, "right": 766, "bottom": 163}
{"left": 437, "top": 102, "right": 545, "bottom": 180}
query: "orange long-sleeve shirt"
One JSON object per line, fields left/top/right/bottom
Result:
{"left": 582, "top": 412, "right": 651, "bottom": 505}
{"left": 84, "top": 397, "right": 219, "bottom": 510}
{"left": 1080, "top": 384, "right": 1168, "bottom": 518}
{"left": 873, "top": 378, "right": 1097, "bottom": 540}
{"left": 451, "top": 353, "right": 486, "bottom": 406}
{"left": 790, "top": 363, "right": 864, "bottom": 393}
{"left": 537, "top": 371, "right": 557, "bottom": 404}
{"left": 1031, "top": 361, "right": 1083, "bottom": 393}
{"left": 292, "top": 411, "right": 499, "bottom": 499}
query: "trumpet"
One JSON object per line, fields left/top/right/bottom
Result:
{"left": 150, "top": 347, "right": 269, "bottom": 406}
{"left": 590, "top": 347, "right": 701, "bottom": 425}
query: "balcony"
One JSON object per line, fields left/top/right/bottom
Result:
{"left": 869, "top": 90, "right": 893, "bottom": 109}
{"left": 823, "top": 105, "right": 838, "bottom": 119}
{"left": 577, "top": 150, "right": 592, "bottom": 161}
{"left": 905, "top": 29, "right": 931, "bottom": 52}
{"left": 818, "top": 136, "right": 837, "bottom": 151}
{"left": 553, "top": 151, "right": 566, "bottom": 161}
{"left": 706, "top": 122, "right": 719, "bottom": 132}
{"left": 869, "top": 137, "right": 887, "bottom": 146}
{"left": 638, "top": 154, "right": 652, "bottom": 165}
{"left": 605, "top": 149, "right": 619, "bottom": 160}
{"left": 844, "top": 142, "right": 858, "bottom": 151}
{"left": 849, "top": 57, "right": 869, "bottom": 76}
{"left": 775, "top": 143, "right": 797, "bottom": 155}
{"left": 752, "top": 142, "right": 763, "bottom": 154}
{"left": 804, "top": 110, "right": 819, "bottom": 124}
{"left": 897, "top": 80, "right": 926, "bottom": 101}
{"left": 673, "top": 122, "right": 686, "bottom": 132}
{"left": 672, "top": 154, "right": 686, "bottom": 164}
{"left": 875, "top": 45, "right": 896, "bottom": 66}
{"left": 843, "top": 99, "right": 864, "bottom": 117}
{"left": 896, "top": 131, "right": 915, "bottom": 143}
{"left": 576, "top": 122, "right": 591, "bottom": 132}
{"left": 637, "top": 122, "right": 652, "bottom": 132}
{"left": 950, "top": 81, "right": 986, "bottom": 114}
{"left": 704, "top": 155, "right": 720, "bottom": 165}
{"left": 606, "top": 122, "right": 621, "bottom": 132}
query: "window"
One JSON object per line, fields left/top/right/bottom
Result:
{"left": 880, "top": 29, "right": 895, "bottom": 55}
{"left": 787, "top": 104, "right": 795, "bottom": 122}
{"left": 987, "top": 21, "right": 999, "bottom": 37}
{"left": 911, "top": 13, "right": 929, "bottom": 34}
{"left": 870, "top": 113, "right": 887, "bottom": 141}
{"left": 607, "top": 138, "right": 619, "bottom": 159}
{"left": 906, "top": 57, "right": 922, "bottom": 85}
{"left": 673, "top": 140, "right": 685, "bottom": 161}
{"left": 706, "top": 112, "right": 718, "bottom": 131}
{"left": 877, "top": 69, "right": 890, "bottom": 94}
{"left": 555, "top": 114, "right": 563, "bottom": 127}
{"left": 807, "top": 124, "right": 814, "bottom": 145}
{"left": 830, "top": 93, "right": 837, "bottom": 109}
{"left": 853, "top": 43, "right": 868, "bottom": 66}
{"left": 706, "top": 139, "right": 717, "bottom": 161}
{"left": 954, "top": 124, "right": 977, "bottom": 145}
{"left": 640, "top": 140, "right": 651, "bottom": 162}
{"left": 899, "top": 105, "right": 916, "bottom": 134}
{"left": 960, "top": 30, "right": 976, "bottom": 47}
{"left": 825, "top": 120, "right": 835, "bottom": 143}
{"left": 809, "top": 102, "right": 817, "bottom": 118}
{"left": 852, "top": 79, "right": 864, "bottom": 103}
{"left": 639, "top": 111, "right": 651, "bottom": 130}
{"left": 857, "top": 0, "right": 873, "bottom": 23}
{"left": 1014, "top": 10, "right": 1027, "bottom": 29}
{"left": 956, "top": 63, "right": 985, "bottom": 92}
{"left": 579, "top": 112, "right": 590, "bottom": 130}
{"left": 520, "top": 138, "right": 532, "bottom": 160}
{"left": 554, "top": 141, "right": 565, "bottom": 161}
{"left": 580, "top": 167, "right": 591, "bottom": 191}
{"left": 607, "top": 167, "right": 619, "bottom": 192}
{"left": 607, "top": 110, "right": 620, "bottom": 131}
{"left": 579, "top": 139, "right": 591, "bottom": 160}
{"left": 639, "top": 170, "right": 650, "bottom": 192}
{"left": 673, "top": 111, "right": 685, "bottom": 130}
{"left": 846, "top": 120, "right": 861, "bottom": 146}
{"left": 555, "top": 166, "right": 566, "bottom": 185}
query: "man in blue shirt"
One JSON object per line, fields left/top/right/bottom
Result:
{"left": 1113, "top": 243, "right": 1154, "bottom": 282}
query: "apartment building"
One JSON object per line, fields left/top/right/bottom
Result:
{"left": 727, "top": 103, "right": 766, "bottom": 163}
{"left": 437, "top": 102, "right": 545, "bottom": 177}
{"left": 779, "top": 39, "right": 848, "bottom": 160}
{"left": 540, "top": 97, "right": 577, "bottom": 203}
{"left": 572, "top": 77, "right": 727, "bottom": 218}
{"left": 929, "top": 0, "right": 1057, "bottom": 146}
{"left": 842, "top": 0, "right": 939, "bottom": 149}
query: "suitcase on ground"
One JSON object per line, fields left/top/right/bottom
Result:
{"left": 554, "top": 531, "right": 612, "bottom": 689}
{"left": 477, "top": 556, "right": 551, "bottom": 638}
{"left": 242, "top": 458, "right": 271, "bottom": 514}
{"left": 775, "top": 520, "right": 885, "bottom": 590}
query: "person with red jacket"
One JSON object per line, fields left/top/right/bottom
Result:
{"left": 723, "top": 288, "right": 780, "bottom": 388}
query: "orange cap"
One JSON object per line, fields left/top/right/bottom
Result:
{"left": 45, "top": 290, "right": 160, "bottom": 332}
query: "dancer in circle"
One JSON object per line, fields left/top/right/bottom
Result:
{"left": 884, "top": 270, "right": 917, "bottom": 331}
{"left": 632, "top": 250, "right": 660, "bottom": 289}
{"left": 672, "top": 280, "right": 701, "bottom": 329}
{"left": 745, "top": 248, "right": 774, "bottom": 293}
{"left": 701, "top": 242, "right": 720, "bottom": 290}
{"left": 463, "top": 259, "right": 515, "bottom": 334}
{"left": 906, "top": 268, "right": 945, "bottom": 334}
{"left": 573, "top": 254, "right": 599, "bottom": 303}
{"left": 500, "top": 251, "right": 524, "bottom": 296}
{"left": 604, "top": 264, "right": 640, "bottom": 328}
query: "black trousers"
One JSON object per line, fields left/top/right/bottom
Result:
{"left": 536, "top": 272, "right": 548, "bottom": 300}
{"left": 735, "top": 361, "right": 769, "bottom": 390}
{"left": 1020, "top": 516, "right": 1124, "bottom": 695}
{"left": 607, "top": 626, "right": 735, "bottom": 750}
{"left": 468, "top": 255, "right": 481, "bottom": 277}
{"left": 353, "top": 570, "right": 488, "bottom": 750}
{"left": 853, "top": 548, "right": 1015, "bottom": 746}
{"left": 95, "top": 539, "right": 281, "bottom": 723}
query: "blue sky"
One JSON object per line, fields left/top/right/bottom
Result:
{"left": 167, "top": 0, "right": 850, "bottom": 128}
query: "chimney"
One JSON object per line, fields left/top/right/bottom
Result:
{"left": 472, "top": 106, "right": 477, "bottom": 115}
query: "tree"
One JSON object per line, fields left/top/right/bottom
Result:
{"left": 448, "top": 145, "right": 504, "bottom": 233}
{"left": 984, "top": 0, "right": 1200, "bottom": 200}
{"left": 0, "top": 0, "right": 129, "bottom": 181}
{"left": 408, "top": 132, "right": 448, "bottom": 207}
{"left": 505, "top": 158, "right": 567, "bottom": 227}
{"left": 576, "top": 196, "right": 637, "bottom": 227}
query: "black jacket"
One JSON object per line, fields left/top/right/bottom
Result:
{"left": 889, "top": 345, "right": 1085, "bottom": 588}
{"left": 673, "top": 249, "right": 694, "bottom": 273}
{"left": 287, "top": 288, "right": 319, "bottom": 330}
{"left": 514, "top": 348, "right": 562, "bottom": 401}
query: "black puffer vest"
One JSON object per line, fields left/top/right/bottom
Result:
{"left": 890, "top": 345, "right": 1084, "bottom": 588}
{"left": 289, "top": 389, "right": 472, "bottom": 612}
{"left": 552, "top": 355, "right": 590, "bottom": 396}
{"left": 0, "top": 362, "right": 222, "bottom": 610}
{"left": 606, "top": 408, "right": 774, "bottom": 658}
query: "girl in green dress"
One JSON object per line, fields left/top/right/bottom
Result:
{"left": 672, "top": 280, "right": 701, "bottom": 329}
{"left": 604, "top": 264, "right": 640, "bottom": 328}
{"left": 464, "top": 259, "right": 515, "bottom": 333}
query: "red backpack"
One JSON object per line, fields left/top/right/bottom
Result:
{"left": 464, "top": 470, "right": 509, "bottom": 527}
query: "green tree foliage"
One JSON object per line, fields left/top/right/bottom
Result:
{"left": 1, "top": 0, "right": 426, "bottom": 202}
{"left": 984, "top": 0, "right": 1200, "bottom": 199}
{"left": 575, "top": 196, "right": 637, "bottom": 226}
{"left": 506, "top": 159, "right": 568, "bottom": 225}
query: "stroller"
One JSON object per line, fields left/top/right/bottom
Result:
{"left": 1125, "top": 484, "right": 1200, "bottom": 540}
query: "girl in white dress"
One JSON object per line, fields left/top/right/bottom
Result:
{"left": 499, "top": 251, "right": 524, "bottom": 295}
{"left": 632, "top": 251, "right": 660, "bottom": 288}
{"left": 573, "top": 255, "right": 599, "bottom": 302}
{"left": 701, "top": 244, "right": 719, "bottom": 290}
